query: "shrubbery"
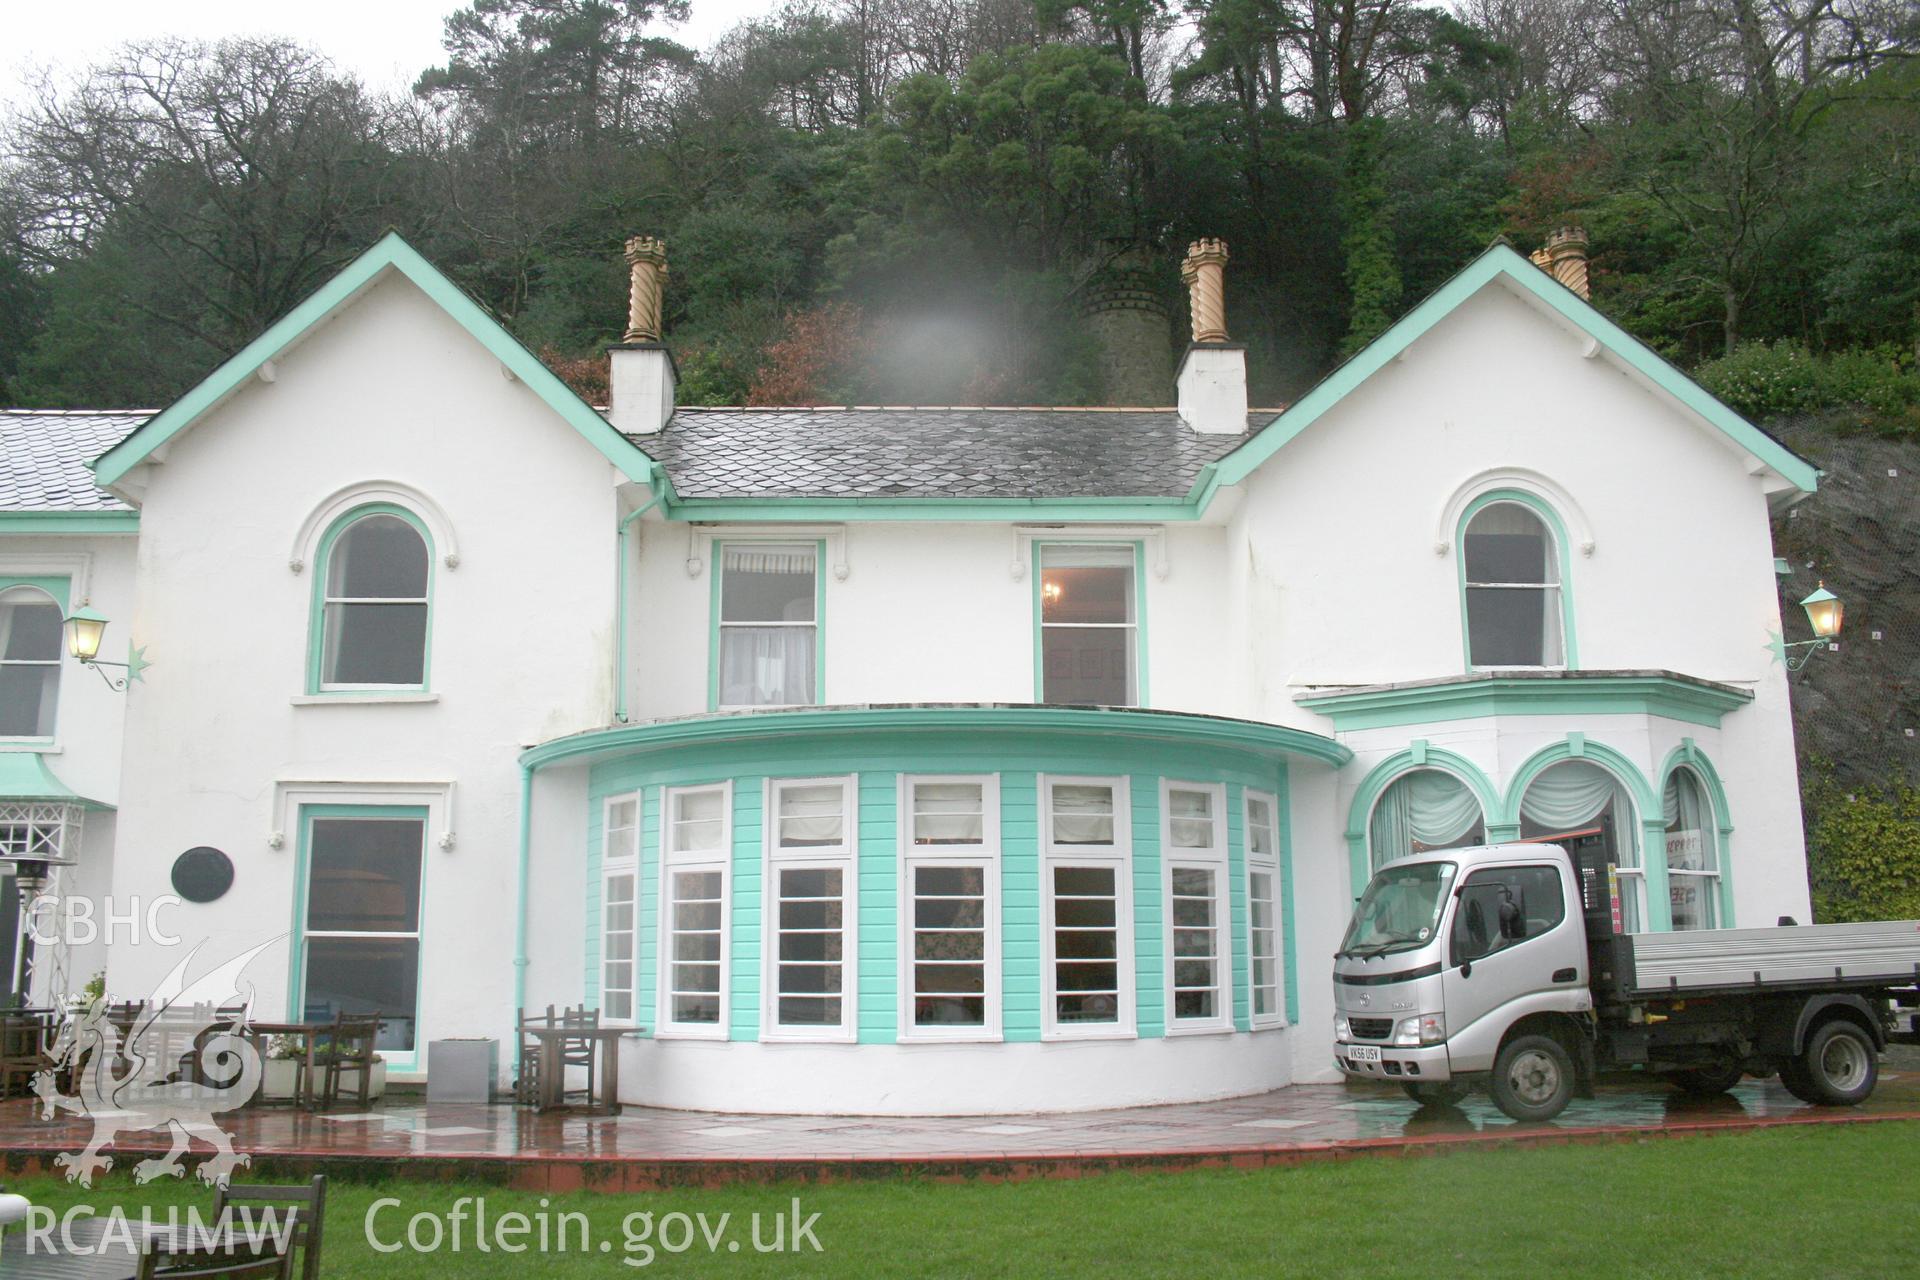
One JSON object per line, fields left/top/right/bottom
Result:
{"left": 1804, "top": 765, "right": 1920, "bottom": 923}
{"left": 1696, "top": 341, "right": 1920, "bottom": 433}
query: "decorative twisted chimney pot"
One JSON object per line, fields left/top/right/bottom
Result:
{"left": 1546, "top": 226, "right": 1590, "bottom": 300}
{"left": 1180, "top": 238, "right": 1231, "bottom": 344}
{"left": 622, "top": 236, "right": 669, "bottom": 342}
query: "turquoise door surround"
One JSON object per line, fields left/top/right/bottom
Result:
{"left": 289, "top": 804, "right": 429, "bottom": 1073}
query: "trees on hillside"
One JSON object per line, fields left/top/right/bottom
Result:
{"left": 7, "top": 39, "right": 418, "bottom": 404}
{"left": 3, "top": 0, "right": 1918, "bottom": 408}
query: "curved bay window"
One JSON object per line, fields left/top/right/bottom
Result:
{"left": 1462, "top": 500, "right": 1565, "bottom": 668}
{"left": 314, "top": 508, "right": 431, "bottom": 690}
{"left": 1663, "top": 769, "right": 1721, "bottom": 930}
{"left": 0, "top": 586, "right": 63, "bottom": 738}
{"left": 1368, "top": 770, "right": 1486, "bottom": 872}
{"left": 1519, "top": 760, "right": 1641, "bottom": 932}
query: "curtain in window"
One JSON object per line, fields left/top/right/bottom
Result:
{"left": 1369, "top": 770, "right": 1484, "bottom": 870}
{"left": 1520, "top": 761, "right": 1634, "bottom": 865}
{"left": 1168, "top": 789, "right": 1213, "bottom": 848}
{"left": 914, "top": 783, "right": 985, "bottom": 843}
{"left": 1663, "top": 770, "right": 1716, "bottom": 873}
{"left": 1051, "top": 785, "right": 1116, "bottom": 844}
{"left": 719, "top": 629, "right": 815, "bottom": 706}
{"left": 722, "top": 548, "right": 816, "bottom": 576}
{"left": 670, "top": 789, "right": 726, "bottom": 853}
{"left": 778, "top": 784, "right": 845, "bottom": 845}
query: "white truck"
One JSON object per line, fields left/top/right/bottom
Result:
{"left": 1332, "top": 842, "right": 1920, "bottom": 1121}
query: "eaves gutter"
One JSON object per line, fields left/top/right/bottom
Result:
{"left": 0, "top": 511, "right": 141, "bottom": 534}
{"left": 653, "top": 493, "right": 1208, "bottom": 523}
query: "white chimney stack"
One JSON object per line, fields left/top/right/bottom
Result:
{"left": 607, "top": 235, "right": 675, "bottom": 435}
{"left": 1175, "top": 238, "right": 1247, "bottom": 435}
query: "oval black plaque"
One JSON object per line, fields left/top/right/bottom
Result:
{"left": 171, "top": 846, "right": 234, "bottom": 904}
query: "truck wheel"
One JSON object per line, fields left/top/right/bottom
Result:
{"left": 1775, "top": 1058, "right": 1819, "bottom": 1103}
{"left": 1671, "top": 1061, "right": 1745, "bottom": 1096}
{"left": 1490, "top": 1034, "right": 1575, "bottom": 1122}
{"left": 1796, "top": 1020, "right": 1877, "bottom": 1106}
{"left": 1402, "top": 1080, "right": 1472, "bottom": 1106}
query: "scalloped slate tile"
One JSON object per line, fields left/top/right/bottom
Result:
{"left": 1, "top": 411, "right": 145, "bottom": 512}
{"left": 639, "top": 409, "right": 1277, "bottom": 501}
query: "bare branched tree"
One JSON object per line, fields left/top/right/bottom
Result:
{"left": 9, "top": 38, "right": 411, "bottom": 353}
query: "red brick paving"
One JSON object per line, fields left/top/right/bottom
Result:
{"left": 3, "top": 1072, "right": 1915, "bottom": 1190}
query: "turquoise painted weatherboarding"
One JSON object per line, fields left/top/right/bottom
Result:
{"left": 729, "top": 777, "right": 765, "bottom": 1041}
{"left": 1000, "top": 772, "right": 1043, "bottom": 1042}
{"left": 857, "top": 771, "right": 899, "bottom": 1044}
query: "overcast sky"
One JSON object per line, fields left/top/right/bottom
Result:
{"left": 4, "top": 0, "right": 778, "bottom": 107}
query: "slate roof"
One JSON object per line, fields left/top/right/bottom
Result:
{"left": 639, "top": 408, "right": 1276, "bottom": 500}
{"left": 0, "top": 411, "right": 145, "bottom": 512}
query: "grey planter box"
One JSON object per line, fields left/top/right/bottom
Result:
{"left": 427, "top": 1038, "right": 499, "bottom": 1103}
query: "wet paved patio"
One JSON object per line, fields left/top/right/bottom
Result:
{"left": 3, "top": 1070, "right": 1915, "bottom": 1190}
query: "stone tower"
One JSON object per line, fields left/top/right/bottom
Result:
{"left": 1079, "top": 243, "right": 1173, "bottom": 406}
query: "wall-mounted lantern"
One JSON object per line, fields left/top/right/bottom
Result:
{"left": 1770, "top": 582, "right": 1845, "bottom": 672}
{"left": 1801, "top": 583, "right": 1844, "bottom": 640}
{"left": 62, "top": 602, "right": 149, "bottom": 691}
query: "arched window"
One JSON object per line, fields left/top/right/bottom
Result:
{"left": 1663, "top": 768, "right": 1721, "bottom": 930}
{"left": 1462, "top": 499, "right": 1566, "bottom": 668}
{"left": 312, "top": 507, "right": 432, "bottom": 691}
{"left": 1368, "top": 769, "right": 1486, "bottom": 872}
{"left": 0, "top": 585, "right": 63, "bottom": 738}
{"left": 1520, "top": 759, "right": 1641, "bottom": 931}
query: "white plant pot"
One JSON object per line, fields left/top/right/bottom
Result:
{"left": 261, "top": 1059, "right": 299, "bottom": 1101}
{"left": 259, "top": 1057, "right": 386, "bottom": 1102}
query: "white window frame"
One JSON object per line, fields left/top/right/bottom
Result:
{"left": 1663, "top": 768, "right": 1722, "bottom": 932}
{"left": 1462, "top": 500, "right": 1566, "bottom": 672}
{"left": 761, "top": 775, "right": 857, "bottom": 1042}
{"left": 1040, "top": 774, "right": 1135, "bottom": 1041}
{"left": 1243, "top": 789, "right": 1285, "bottom": 1030}
{"left": 898, "top": 774, "right": 1002, "bottom": 1043}
{"left": 1161, "top": 780, "right": 1232, "bottom": 1036}
{"left": 715, "top": 541, "right": 820, "bottom": 711}
{"left": 295, "top": 805, "right": 430, "bottom": 1073}
{"left": 599, "top": 792, "right": 642, "bottom": 1026}
{"left": 1036, "top": 541, "right": 1141, "bottom": 708}
{"left": 0, "top": 583, "right": 65, "bottom": 744}
{"left": 316, "top": 509, "right": 433, "bottom": 692}
{"left": 657, "top": 782, "right": 732, "bottom": 1040}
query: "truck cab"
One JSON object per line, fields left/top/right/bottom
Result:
{"left": 1334, "top": 845, "right": 1593, "bottom": 1111}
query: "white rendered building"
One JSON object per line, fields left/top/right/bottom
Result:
{"left": 0, "top": 231, "right": 1819, "bottom": 1113}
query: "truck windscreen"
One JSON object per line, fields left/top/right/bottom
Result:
{"left": 1340, "top": 861, "right": 1459, "bottom": 958}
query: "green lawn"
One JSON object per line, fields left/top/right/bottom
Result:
{"left": 6, "top": 1123, "right": 1919, "bottom": 1277}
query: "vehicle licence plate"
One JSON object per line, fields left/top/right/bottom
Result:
{"left": 1347, "top": 1046, "right": 1382, "bottom": 1063}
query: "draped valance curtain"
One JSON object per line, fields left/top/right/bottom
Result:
{"left": 1369, "top": 770, "right": 1485, "bottom": 871}
{"left": 1518, "top": 761, "right": 1635, "bottom": 861}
